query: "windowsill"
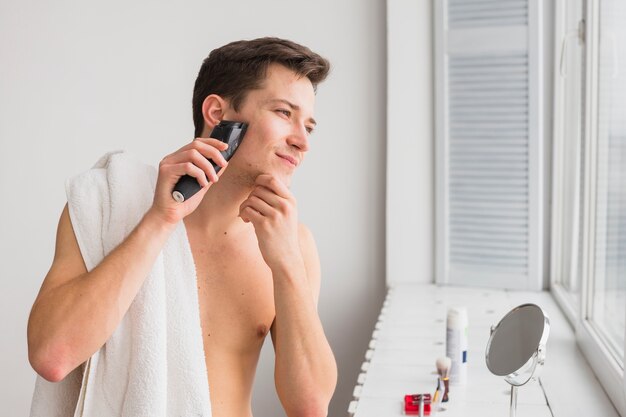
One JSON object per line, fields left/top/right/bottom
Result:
{"left": 348, "top": 284, "right": 621, "bottom": 417}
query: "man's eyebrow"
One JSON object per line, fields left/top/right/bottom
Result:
{"left": 266, "top": 98, "right": 317, "bottom": 126}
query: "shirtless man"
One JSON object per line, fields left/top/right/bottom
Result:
{"left": 27, "top": 37, "right": 338, "bottom": 417}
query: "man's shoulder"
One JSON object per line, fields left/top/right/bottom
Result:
{"left": 65, "top": 151, "right": 157, "bottom": 252}
{"left": 69, "top": 151, "right": 155, "bottom": 184}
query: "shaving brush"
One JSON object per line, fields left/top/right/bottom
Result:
{"left": 436, "top": 356, "right": 451, "bottom": 402}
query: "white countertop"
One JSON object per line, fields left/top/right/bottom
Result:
{"left": 348, "top": 284, "right": 620, "bottom": 417}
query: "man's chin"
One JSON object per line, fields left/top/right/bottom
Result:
{"left": 262, "top": 171, "right": 292, "bottom": 188}
{"left": 235, "top": 168, "right": 292, "bottom": 188}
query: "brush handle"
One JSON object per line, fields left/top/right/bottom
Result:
{"left": 433, "top": 377, "right": 441, "bottom": 403}
{"left": 442, "top": 377, "right": 449, "bottom": 402}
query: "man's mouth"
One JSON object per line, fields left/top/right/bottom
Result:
{"left": 276, "top": 153, "right": 299, "bottom": 167}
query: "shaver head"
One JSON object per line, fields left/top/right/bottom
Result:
{"left": 171, "top": 120, "right": 248, "bottom": 202}
{"left": 210, "top": 121, "right": 248, "bottom": 173}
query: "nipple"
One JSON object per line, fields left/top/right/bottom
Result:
{"left": 256, "top": 324, "right": 269, "bottom": 338}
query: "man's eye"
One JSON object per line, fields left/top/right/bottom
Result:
{"left": 306, "top": 126, "right": 314, "bottom": 135}
{"left": 277, "top": 109, "right": 291, "bottom": 117}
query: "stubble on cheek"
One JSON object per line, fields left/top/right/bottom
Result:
{"left": 233, "top": 148, "right": 294, "bottom": 189}
{"left": 232, "top": 161, "right": 263, "bottom": 188}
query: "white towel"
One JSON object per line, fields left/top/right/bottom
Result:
{"left": 30, "top": 150, "right": 212, "bottom": 417}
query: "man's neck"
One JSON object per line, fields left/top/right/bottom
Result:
{"left": 183, "top": 169, "right": 255, "bottom": 236}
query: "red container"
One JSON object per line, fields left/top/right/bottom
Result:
{"left": 404, "top": 393, "right": 432, "bottom": 415}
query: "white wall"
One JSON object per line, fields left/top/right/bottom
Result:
{"left": 386, "top": 0, "right": 434, "bottom": 285}
{"left": 0, "top": 1, "right": 387, "bottom": 416}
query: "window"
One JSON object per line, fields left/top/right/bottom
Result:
{"left": 589, "top": 0, "right": 626, "bottom": 367}
{"left": 551, "top": 0, "right": 585, "bottom": 322}
{"left": 552, "top": 0, "right": 626, "bottom": 414}
{"left": 434, "top": 0, "right": 544, "bottom": 290}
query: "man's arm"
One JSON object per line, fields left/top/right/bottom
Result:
{"left": 239, "top": 174, "right": 337, "bottom": 417}
{"left": 270, "top": 224, "right": 337, "bottom": 417}
{"left": 28, "top": 138, "right": 228, "bottom": 382}
{"left": 27, "top": 205, "right": 176, "bottom": 382}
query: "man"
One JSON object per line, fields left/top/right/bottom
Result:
{"left": 28, "top": 37, "right": 337, "bottom": 417}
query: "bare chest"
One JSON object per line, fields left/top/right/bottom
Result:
{"left": 188, "top": 230, "right": 276, "bottom": 353}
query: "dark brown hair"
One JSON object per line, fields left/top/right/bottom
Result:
{"left": 192, "top": 37, "right": 330, "bottom": 137}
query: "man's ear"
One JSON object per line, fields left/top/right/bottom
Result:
{"left": 201, "top": 94, "right": 229, "bottom": 134}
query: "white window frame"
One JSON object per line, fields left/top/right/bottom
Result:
{"left": 551, "top": 0, "right": 626, "bottom": 414}
{"left": 549, "top": 0, "right": 585, "bottom": 327}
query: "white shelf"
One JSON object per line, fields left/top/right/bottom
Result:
{"left": 348, "top": 284, "right": 620, "bottom": 417}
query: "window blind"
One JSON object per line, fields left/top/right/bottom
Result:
{"left": 435, "top": 0, "right": 543, "bottom": 289}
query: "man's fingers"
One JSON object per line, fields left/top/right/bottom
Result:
{"left": 192, "top": 139, "right": 229, "bottom": 165}
{"left": 171, "top": 142, "right": 228, "bottom": 167}
{"left": 254, "top": 174, "right": 291, "bottom": 199}
{"left": 240, "top": 195, "right": 272, "bottom": 218}
{"left": 249, "top": 186, "right": 282, "bottom": 208}
{"left": 194, "top": 137, "right": 229, "bottom": 150}
{"left": 240, "top": 205, "right": 263, "bottom": 223}
{"left": 166, "top": 161, "right": 210, "bottom": 188}
{"left": 166, "top": 137, "right": 228, "bottom": 160}
{"left": 165, "top": 149, "right": 222, "bottom": 183}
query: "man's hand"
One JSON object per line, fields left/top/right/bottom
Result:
{"left": 238, "top": 174, "right": 302, "bottom": 272}
{"left": 240, "top": 174, "right": 337, "bottom": 416}
{"left": 150, "top": 138, "right": 229, "bottom": 225}
{"left": 28, "top": 138, "right": 230, "bottom": 381}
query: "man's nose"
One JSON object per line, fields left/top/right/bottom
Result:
{"left": 287, "top": 124, "right": 309, "bottom": 152}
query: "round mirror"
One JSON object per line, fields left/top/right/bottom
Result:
{"left": 485, "top": 303, "right": 550, "bottom": 386}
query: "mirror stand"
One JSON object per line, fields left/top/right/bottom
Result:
{"left": 485, "top": 304, "right": 550, "bottom": 417}
{"left": 509, "top": 385, "right": 518, "bottom": 417}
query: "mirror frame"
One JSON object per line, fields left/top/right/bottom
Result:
{"left": 485, "top": 303, "right": 550, "bottom": 386}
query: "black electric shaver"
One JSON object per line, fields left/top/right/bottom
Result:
{"left": 171, "top": 120, "right": 248, "bottom": 203}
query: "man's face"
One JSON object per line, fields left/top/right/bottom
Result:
{"left": 221, "top": 63, "right": 317, "bottom": 187}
